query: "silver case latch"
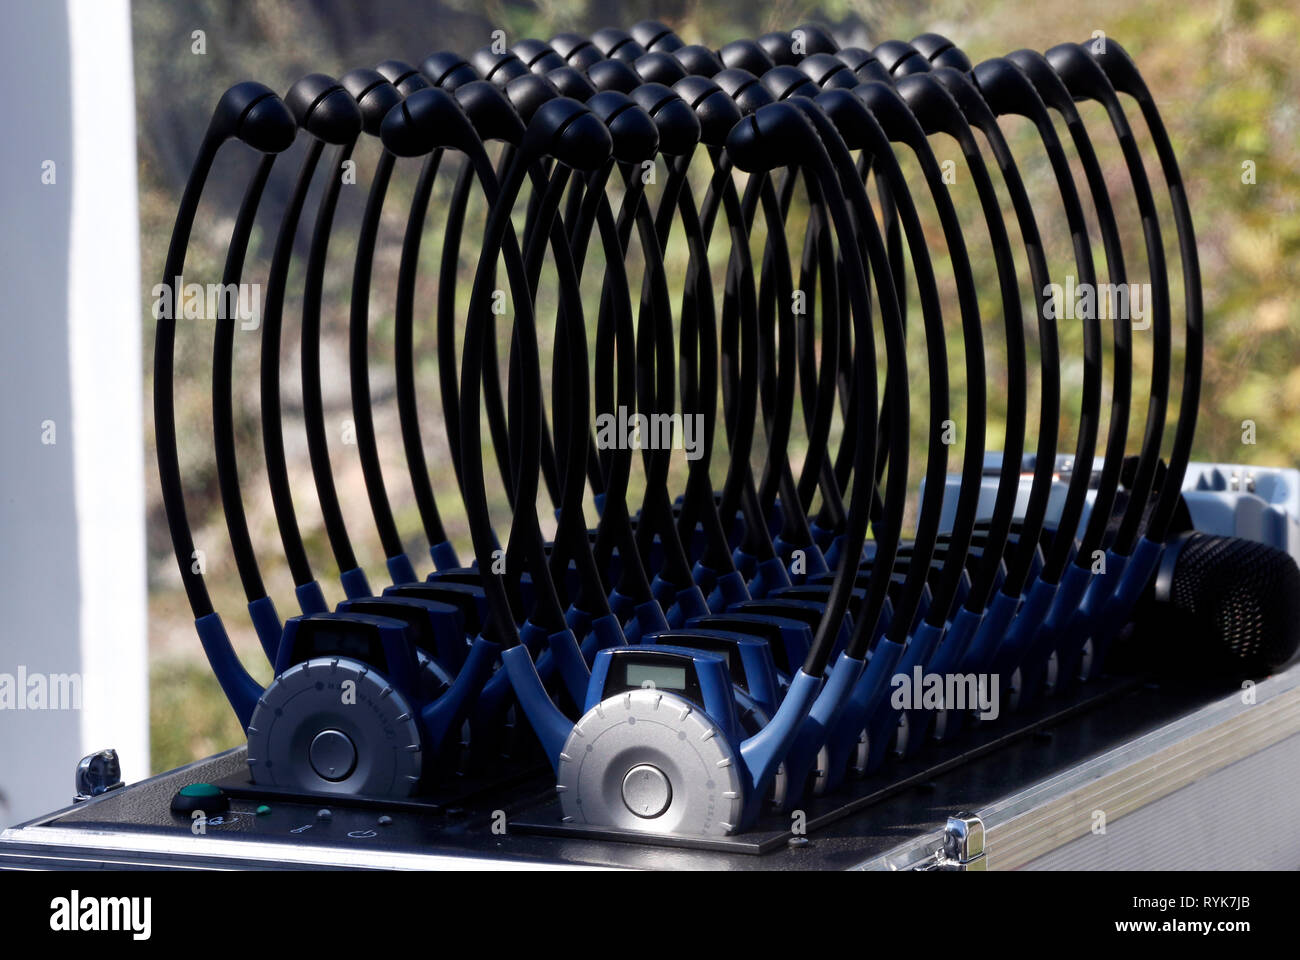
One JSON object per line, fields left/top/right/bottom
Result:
{"left": 74, "top": 748, "right": 124, "bottom": 802}
{"left": 921, "top": 812, "right": 987, "bottom": 870}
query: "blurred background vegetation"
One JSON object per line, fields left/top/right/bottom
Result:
{"left": 133, "top": 0, "right": 1300, "bottom": 772}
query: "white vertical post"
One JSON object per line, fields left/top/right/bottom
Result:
{"left": 0, "top": 0, "right": 147, "bottom": 828}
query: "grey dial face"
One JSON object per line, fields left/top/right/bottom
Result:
{"left": 557, "top": 688, "right": 745, "bottom": 836}
{"left": 246, "top": 657, "right": 423, "bottom": 797}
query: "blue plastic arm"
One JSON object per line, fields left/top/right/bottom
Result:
{"left": 339, "top": 566, "right": 372, "bottom": 600}
{"left": 421, "top": 636, "right": 498, "bottom": 749}
{"left": 502, "top": 644, "right": 573, "bottom": 772}
{"left": 386, "top": 553, "right": 418, "bottom": 586}
{"left": 738, "top": 668, "right": 823, "bottom": 804}
{"left": 294, "top": 579, "right": 329, "bottom": 615}
{"left": 429, "top": 539, "right": 460, "bottom": 571}
{"left": 247, "top": 595, "right": 282, "bottom": 663}
{"left": 195, "top": 612, "right": 263, "bottom": 729}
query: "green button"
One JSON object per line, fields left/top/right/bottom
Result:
{"left": 179, "top": 783, "right": 223, "bottom": 798}
{"left": 256, "top": 804, "right": 272, "bottom": 816}
{"left": 170, "top": 781, "right": 227, "bottom": 816}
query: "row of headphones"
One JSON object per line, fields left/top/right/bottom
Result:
{"left": 155, "top": 22, "right": 1300, "bottom": 837}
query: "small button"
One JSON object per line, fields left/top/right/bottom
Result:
{"left": 170, "top": 782, "right": 228, "bottom": 815}
{"left": 621, "top": 764, "right": 672, "bottom": 818}
{"left": 309, "top": 729, "right": 357, "bottom": 782}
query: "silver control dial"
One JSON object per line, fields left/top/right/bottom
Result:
{"left": 557, "top": 688, "right": 744, "bottom": 836}
{"left": 246, "top": 657, "right": 422, "bottom": 797}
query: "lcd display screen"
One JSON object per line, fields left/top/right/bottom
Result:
{"left": 624, "top": 662, "right": 689, "bottom": 691}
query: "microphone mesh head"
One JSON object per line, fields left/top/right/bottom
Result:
{"left": 1168, "top": 534, "right": 1300, "bottom": 676}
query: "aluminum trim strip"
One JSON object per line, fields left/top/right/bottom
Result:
{"left": 855, "top": 664, "right": 1300, "bottom": 870}
{"left": 0, "top": 823, "right": 611, "bottom": 870}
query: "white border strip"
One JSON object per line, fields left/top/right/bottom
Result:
{"left": 66, "top": 0, "right": 149, "bottom": 780}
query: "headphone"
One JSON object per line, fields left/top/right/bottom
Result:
{"left": 664, "top": 40, "right": 984, "bottom": 793}
{"left": 157, "top": 81, "right": 501, "bottom": 798}
{"left": 482, "top": 95, "right": 905, "bottom": 834}
{"left": 983, "top": 45, "right": 1170, "bottom": 710}
{"left": 799, "top": 56, "right": 1039, "bottom": 768}
{"left": 266, "top": 66, "right": 493, "bottom": 696}
{"left": 382, "top": 79, "right": 642, "bottom": 767}
{"left": 210, "top": 74, "right": 358, "bottom": 661}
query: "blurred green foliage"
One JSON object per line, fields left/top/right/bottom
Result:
{"left": 135, "top": 0, "right": 1300, "bottom": 773}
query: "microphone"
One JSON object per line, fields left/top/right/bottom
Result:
{"left": 1136, "top": 533, "right": 1300, "bottom": 679}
